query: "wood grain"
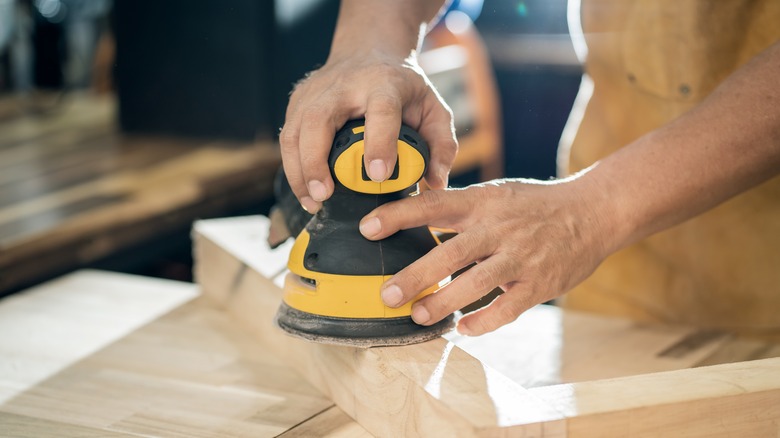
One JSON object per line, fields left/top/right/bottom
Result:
{"left": 194, "top": 215, "right": 780, "bottom": 437}
{"left": 279, "top": 406, "right": 372, "bottom": 438}
{"left": 0, "top": 270, "right": 366, "bottom": 437}
{"left": 0, "top": 93, "right": 281, "bottom": 295}
{"left": 194, "top": 218, "right": 568, "bottom": 437}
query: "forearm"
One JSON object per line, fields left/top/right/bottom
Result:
{"left": 329, "top": 0, "right": 448, "bottom": 61}
{"left": 588, "top": 41, "right": 780, "bottom": 251}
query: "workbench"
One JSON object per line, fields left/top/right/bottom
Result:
{"left": 0, "top": 94, "right": 280, "bottom": 296}
{"left": 2, "top": 216, "right": 779, "bottom": 436}
{"left": 0, "top": 270, "right": 368, "bottom": 437}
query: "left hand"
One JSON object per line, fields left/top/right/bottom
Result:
{"left": 358, "top": 177, "right": 621, "bottom": 336}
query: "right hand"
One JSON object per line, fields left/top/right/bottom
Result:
{"left": 357, "top": 176, "right": 619, "bottom": 336}
{"left": 279, "top": 50, "right": 458, "bottom": 213}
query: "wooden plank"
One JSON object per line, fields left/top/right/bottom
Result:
{"left": 0, "top": 270, "right": 362, "bottom": 437}
{"left": 0, "top": 94, "right": 281, "bottom": 295}
{"left": 0, "top": 123, "right": 114, "bottom": 175}
{"left": 193, "top": 215, "right": 780, "bottom": 437}
{"left": 0, "top": 412, "right": 133, "bottom": 438}
{"left": 530, "top": 360, "right": 780, "bottom": 437}
{"left": 0, "top": 270, "right": 196, "bottom": 403}
{"left": 194, "top": 217, "right": 568, "bottom": 437}
{"left": 0, "top": 152, "right": 279, "bottom": 289}
{"left": 0, "top": 93, "right": 113, "bottom": 148}
{"left": 0, "top": 135, "right": 192, "bottom": 205}
{"left": 449, "top": 306, "right": 730, "bottom": 388}
{"left": 279, "top": 406, "right": 372, "bottom": 438}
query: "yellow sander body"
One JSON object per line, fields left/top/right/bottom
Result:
{"left": 274, "top": 120, "right": 454, "bottom": 347}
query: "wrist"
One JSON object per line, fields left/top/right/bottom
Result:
{"left": 329, "top": 30, "right": 422, "bottom": 64}
{"left": 327, "top": 46, "right": 418, "bottom": 67}
{"left": 329, "top": 0, "right": 434, "bottom": 63}
{"left": 568, "top": 164, "right": 633, "bottom": 259}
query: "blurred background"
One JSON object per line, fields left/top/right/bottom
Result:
{"left": 0, "top": 0, "right": 581, "bottom": 296}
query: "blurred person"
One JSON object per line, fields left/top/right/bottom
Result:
{"left": 1, "top": 0, "right": 110, "bottom": 94}
{"left": 279, "top": 0, "right": 780, "bottom": 337}
{"left": 0, "top": 0, "right": 33, "bottom": 92}
{"left": 0, "top": 0, "right": 13, "bottom": 51}
{"left": 60, "top": 0, "right": 111, "bottom": 89}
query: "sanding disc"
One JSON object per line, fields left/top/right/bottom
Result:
{"left": 274, "top": 303, "right": 455, "bottom": 348}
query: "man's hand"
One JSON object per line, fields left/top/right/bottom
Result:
{"left": 279, "top": 0, "right": 454, "bottom": 213}
{"left": 358, "top": 176, "right": 619, "bottom": 336}
{"left": 280, "top": 52, "right": 457, "bottom": 213}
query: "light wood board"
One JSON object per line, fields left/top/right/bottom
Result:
{"left": 0, "top": 270, "right": 370, "bottom": 437}
{"left": 194, "top": 215, "right": 780, "bottom": 437}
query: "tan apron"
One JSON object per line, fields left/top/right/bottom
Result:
{"left": 562, "top": 0, "right": 780, "bottom": 336}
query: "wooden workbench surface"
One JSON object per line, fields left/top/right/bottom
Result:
{"left": 3, "top": 235, "right": 779, "bottom": 435}
{"left": 0, "top": 270, "right": 369, "bottom": 437}
{"left": 195, "top": 216, "right": 780, "bottom": 436}
{"left": 0, "top": 94, "right": 281, "bottom": 296}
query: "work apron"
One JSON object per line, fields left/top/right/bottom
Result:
{"left": 562, "top": 0, "right": 780, "bottom": 337}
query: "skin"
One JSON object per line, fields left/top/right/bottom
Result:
{"left": 283, "top": 0, "right": 780, "bottom": 336}
{"left": 279, "top": 0, "right": 454, "bottom": 213}
{"left": 360, "top": 41, "right": 780, "bottom": 336}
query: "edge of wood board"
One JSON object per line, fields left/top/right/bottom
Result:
{"left": 193, "top": 216, "right": 780, "bottom": 437}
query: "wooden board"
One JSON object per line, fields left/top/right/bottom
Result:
{"left": 0, "top": 93, "right": 281, "bottom": 295}
{"left": 0, "top": 270, "right": 370, "bottom": 437}
{"left": 193, "top": 215, "right": 780, "bottom": 437}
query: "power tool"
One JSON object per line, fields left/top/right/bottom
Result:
{"left": 273, "top": 119, "right": 454, "bottom": 347}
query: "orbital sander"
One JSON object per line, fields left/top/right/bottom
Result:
{"left": 273, "top": 120, "right": 454, "bottom": 347}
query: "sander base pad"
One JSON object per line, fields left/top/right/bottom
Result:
{"left": 274, "top": 302, "right": 455, "bottom": 348}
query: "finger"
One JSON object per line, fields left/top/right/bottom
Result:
{"left": 417, "top": 93, "right": 458, "bottom": 190}
{"left": 410, "top": 255, "right": 519, "bottom": 326}
{"left": 280, "top": 116, "right": 321, "bottom": 213}
{"left": 379, "top": 230, "right": 493, "bottom": 309}
{"left": 358, "top": 189, "right": 472, "bottom": 240}
{"left": 297, "top": 102, "right": 346, "bottom": 204}
{"left": 364, "top": 90, "right": 403, "bottom": 182}
{"left": 456, "top": 284, "right": 535, "bottom": 336}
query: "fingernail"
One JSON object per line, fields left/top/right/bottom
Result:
{"left": 411, "top": 305, "right": 430, "bottom": 325}
{"left": 381, "top": 284, "right": 403, "bottom": 307}
{"left": 359, "top": 217, "right": 381, "bottom": 238}
{"left": 368, "top": 159, "right": 387, "bottom": 182}
{"left": 307, "top": 180, "right": 328, "bottom": 202}
{"left": 457, "top": 323, "right": 473, "bottom": 336}
{"left": 300, "top": 196, "right": 320, "bottom": 213}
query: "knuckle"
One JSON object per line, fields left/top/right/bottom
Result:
{"left": 497, "top": 298, "right": 525, "bottom": 325}
{"left": 475, "top": 184, "right": 511, "bottom": 205}
{"left": 300, "top": 107, "right": 328, "bottom": 129}
{"left": 441, "top": 237, "right": 471, "bottom": 270}
{"left": 445, "top": 137, "right": 459, "bottom": 155}
{"left": 440, "top": 103, "right": 455, "bottom": 120}
{"left": 470, "top": 314, "right": 495, "bottom": 334}
{"left": 471, "top": 266, "right": 497, "bottom": 292}
{"left": 403, "top": 267, "right": 428, "bottom": 293}
{"left": 496, "top": 309, "right": 520, "bottom": 328}
{"left": 298, "top": 154, "right": 323, "bottom": 171}
{"left": 419, "top": 190, "right": 445, "bottom": 216}
{"left": 429, "top": 91, "right": 454, "bottom": 118}
{"left": 436, "top": 141, "right": 458, "bottom": 167}
{"left": 424, "top": 295, "right": 450, "bottom": 318}
{"left": 376, "top": 204, "right": 401, "bottom": 228}
{"left": 299, "top": 165, "right": 330, "bottom": 184}
{"left": 279, "top": 127, "right": 299, "bottom": 149}
{"left": 369, "top": 92, "right": 401, "bottom": 116}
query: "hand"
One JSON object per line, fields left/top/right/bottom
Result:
{"left": 279, "top": 51, "right": 458, "bottom": 213}
{"left": 358, "top": 176, "right": 620, "bottom": 336}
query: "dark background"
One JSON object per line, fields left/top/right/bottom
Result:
{"left": 112, "top": 0, "right": 581, "bottom": 182}
{"left": 0, "top": 0, "right": 582, "bottom": 285}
